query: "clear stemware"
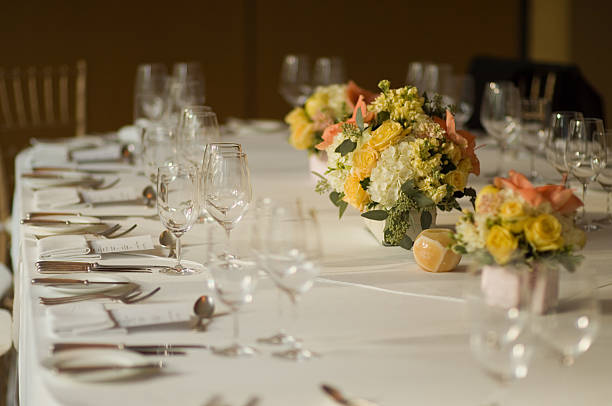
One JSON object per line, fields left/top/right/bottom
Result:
{"left": 450, "top": 74, "right": 475, "bottom": 129}
{"left": 204, "top": 152, "right": 252, "bottom": 250}
{"left": 520, "top": 98, "right": 551, "bottom": 181}
{"left": 177, "top": 108, "right": 220, "bottom": 167}
{"left": 134, "top": 63, "right": 168, "bottom": 123}
{"left": 595, "top": 129, "right": 612, "bottom": 225}
{"left": 261, "top": 203, "right": 322, "bottom": 361}
{"left": 157, "top": 163, "right": 200, "bottom": 275}
{"left": 279, "top": 54, "right": 312, "bottom": 107}
{"left": 207, "top": 225, "right": 259, "bottom": 357}
{"left": 313, "top": 57, "right": 346, "bottom": 86}
{"left": 141, "top": 125, "right": 176, "bottom": 188}
{"left": 480, "top": 81, "right": 522, "bottom": 179}
{"left": 566, "top": 117, "right": 606, "bottom": 231}
{"left": 545, "top": 111, "right": 584, "bottom": 185}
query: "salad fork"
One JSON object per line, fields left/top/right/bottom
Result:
{"left": 39, "top": 286, "right": 161, "bottom": 305}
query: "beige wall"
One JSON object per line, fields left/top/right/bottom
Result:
{"left": 0, "top": 0, "right": 521, "bottom": 134}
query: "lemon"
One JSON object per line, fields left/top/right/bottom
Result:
{"left": 413, "top": 228, "right": 461, "bottom": 272}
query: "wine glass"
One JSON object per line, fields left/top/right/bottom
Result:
{"left": 480, "top": 81, "right": 522, "bottom": 179}
{"left": 204, "top": 152, "right": 252, "bottom": 247}
{"left": 207, "top": 225, "right": 259, "bottom": 357}
{"left": 545, "top": 111, "right": 584, "bottom": 185}
{"left": 134, "top": 63, "right": 168, "bottom": 123}
{"left": 177, "top": 108, "right": 220, "bottom": 166}
{"left": 450, "top": 74, "right": 475, "bottom": 129}
{"left": 465, "top": 265, "right": 533, "bottom": 403}
{"left": 530, "top": 263, "right": 601, "bottom": 366}
{"left": 141, "top": 125, "right": 176, "bottom": 187}
{"left": 422, "top": 63, "right": 452, "bottom": 96}
{"left": 172, "top": 61, "right": 205, "bottom": 83}
{"left": 250, "top": 198, "right": 295, "bottom": 345}
{"left": 260, "top": 203, "right": 322, "bottom": 361}
{"left": 566, "top": 117, "right": 606, "bottom": 231}
{"left": 595, "top": 129, "right": 612, "bottom": 225}
{"left": 520, "top": 98, "right": 551, "bottom": 181}
{"left": 157, "top": 163, "right": 200, "bottom": 275}
{"left": 406, "top": 61, "right": 427, "bottom": 92}
{"left": 313, "top": 57, "right": 346, "bottom": 86}
{"left": 279, "top": 54, "right": 312, "bottom": 107}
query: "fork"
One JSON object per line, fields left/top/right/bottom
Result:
{"left": 33, "top": 223, "right": 136, "bottom": 240}
{"left": 40, "top": 286, "right": 161, "bottom": 305}
{"left": 103, "top": 224, "right": 138, "bottom": 239}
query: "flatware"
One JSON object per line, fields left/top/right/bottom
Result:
{"left": 32, "top": 166, "right": 124, "bottom": 174}
{"left": 32, "top": 278, "right": 132, "bottom": 286}
{"left": 51, "top": 343, "right": 208, "bottom": 353}
{"left": 54, "top": 360, "right": 165, "bottom": 374}
{"left": 192, "top": 295, "right": 216, "bottom": 330}
{"left": 40, "top": 286, "right": 161, "bottom": 305}
{"left": 21, "top": 218, "right": 106, "bottom": 226}
{"left": 36, "top": 260, "right": 171, "bottom": 273}
{"left": 27, "top": 211, "right": 158, "bottom": 220}
{"left": 321, "top": 384, "right": 350, "bottom": 405}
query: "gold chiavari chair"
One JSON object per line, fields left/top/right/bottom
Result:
{"left": 0, "top": 59, "right": 87, "bottom": 214}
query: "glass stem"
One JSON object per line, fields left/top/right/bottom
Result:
{"left": 176, "top": 236, "right": 182, "bottom": 270}
{"left": 233, "top": 310, "right": 240, "bottom": 344}
{"left": 277, "top": 290, "right": 285, "bottom": 333}
{"left": 582, "top": 183, "right": 588, "bottom": 221}
{"left": 290, "top": 294, "right": 300, "bottom": 350}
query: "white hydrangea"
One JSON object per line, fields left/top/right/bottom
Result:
{"left": 368, "top": 140, "right": 415, "bottom": 209}
{"left": 455, "top": 214, "right": 487, "bottom": 252}
{"left": 314, "top": 84, "right": 348, "bottom": 118}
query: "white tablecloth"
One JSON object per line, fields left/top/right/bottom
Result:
{"left": 11, "top": 130, "right": 612, "bottom": 406}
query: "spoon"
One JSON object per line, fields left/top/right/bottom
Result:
{"left": 159, "top": 230, "right": 176, "bottom": 258}
{"left": 191, "top": 295, "right": 215, "bottom": 330}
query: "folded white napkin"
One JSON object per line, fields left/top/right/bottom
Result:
{"left": 34, "top": 187, "right": 81, "bottom": 209}
{"left": 47, "top": 301, "right": 195, "bottom": 336}
{"left": 30, "top": 144, "right": 69, "bottom": 166}
{"left": 118, "top": 124, "right": 143, "bottom": 144}
{"left": 38, "top": 235, "right": 100, "bottom": 260}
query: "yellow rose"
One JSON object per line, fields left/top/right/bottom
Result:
{"left": 289, "top": 122, "right": 315, "bottom": 150}
{"left": 486, "top": 225, "right": 518, "bottom": 265}
{"left": 445, "top": 170, "right": 467, "bottom": 191}
{"left": 305, "top": 93, "right": 329, "bottom": 118}
{"left": 499, "top": 200, "right": 527, "bottom": 233}
{"left": 352, "top": 145, "right": 379, "bottom": 180}
{"left": 367, "top": 120, "right": 407, "bottom": 151}
{"left": 343, "top": 173, "right": 370, "bottom": 211}
{"left": 524, "top": 214, "right": 564, "bottom": 251}
{"left": 285, "top": 107, "right": 309, "bottom": 127}
{"left": 475, "top": 185, "right": 501, "bottom": 214}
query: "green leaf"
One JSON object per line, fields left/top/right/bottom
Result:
{"left": 338, "top": 201, "right": 348, "bottom": 219}
{"left": 453, "top": 245, "right": 467, "bottom": 254}
{"left": 400, "top": 179, "right": 435, "bottom": 208}
{"left": 355, "top": 107, "right": 364, "bottom": 132}
{"left": 420, "top": 210, "right": 432, "bottom": 229}
{"left": 377, "top": 111, "right": 390, "bottom": 125}
{"left": 361, "top": 210, "right": 388, "bottom": 221}
{"left": 311, "top": 171, "right": 327, "bottom": 181}
{"left": 399, "top": 235, "right": 414, "bottom": 250}
{"left": 359, "top": 177, "right": 370, "bottom": 190}
{"left": 464, "top": 187, "right": 477, "bottom": 209}
{"left": 329, "top": 191, "right": 344, "bottom": 206}
{"left": 335, "top": 139, "right": 357, "bottom": 156}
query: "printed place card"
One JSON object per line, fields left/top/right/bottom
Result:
{"left": 70, "top": 144, "right": 122, "bottom": 162}
{"left": 110, "top": 302, "right": 193, "bottom": 328}
{"left": 89, "top": 235, "right": 155, "bottom": 254}
{"left": 81, "top": 187, "right": 139, "bottom": 203}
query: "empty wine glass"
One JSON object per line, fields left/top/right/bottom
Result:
{"left": 406, "top": 61, "right": 427, "bottom": 92}
{"left": 450, "top": 75, "right": 475, "bottom": 129}
{"left": 520, "top": 98, "right": 551, "bottom": 181}
{"left": 260, "top": 203, "right": 322, "bottom": 361}
{"left": 313, "top": 57, "right": 346, "bottom": 86}
{"left": 157, "top": 163, "right": 200, "bottom": 275}
{"left": 465, "top": 265, "right": 533, "bottom": 403}
{"left": 204, "top": 152, "right": 252, "bottom": 249}
{"left": 250, "top": 198, "right": 295, "bottom": 345}
{"left": 207, "top": 226, "right": 259, "bottom": 357}
{"left": 595, "top": 130, "right": 612, "bottom": 225}
{"left": 134, "top": 63, "right": 168, "bottom": 123}
{"left": 177, "top": 108, "right": 220, "bottom": 166}
{"left": 480, "top": 81, "right": 522, "bottom": 179}
{"left": 545, "top": 111, "right": 584, "bottom": 185}
{"left": 279, "top": 54, "right": 312, "bottom": 107}
{"left": 422, "top": 63, "right": 453, "bottom": 96}
{"left": 172, "top": 61, "right": 205, "bottom": 83}
{"left": 142, "top": 125, "right": 176, "bottom": 187}
{"left": 530, "top": 264, "right": 601, "bottom": 366}
{"left": 566, "top": 118, "right": 606, "bottom": 231}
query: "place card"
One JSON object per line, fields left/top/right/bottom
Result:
{"left": 89, "top": 235, "right": 155, "bottom": 254}
{"left": 70, "top": 144, "right": 122, "bottom": 162}
{"left": 110, "top": 302, "right": 193, "bottom": 328}
{"left": 80, "top": 187, "right": 139, "bottom": 203}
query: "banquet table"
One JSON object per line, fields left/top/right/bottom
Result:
{"left": 10, "top": 125, "right": 612, "bottom": 406}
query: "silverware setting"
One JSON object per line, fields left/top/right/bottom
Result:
{"left": 32, "top": 278, "right": 133, "bottom": 286}
{"left": 23, "top": 174, "right": 120, "bottom": 190}
{"left": 53, "top": 360, "right": 165, "bottom": 374}
{"left": 51, "top": 342, "right": 208, "bottom": 353}
{"left": 35, "top": 260, "right": 174, "bottom": 273}
{"left": 39, "top": 286, "right": 161, "bottom": 305}
{"left": 26, "top": 211, "right": 158, "bottom": 220}
{"left": 33, "top": 223, "right": 138, "bottom": 240}
{"left": 32, "top": 166, "right": 125, "bottom": 174}
{"left": 21, "top": 218, "right": 106, "bottom": 226}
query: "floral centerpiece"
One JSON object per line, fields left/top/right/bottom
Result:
{"left": 451, "top": 170, "right": 585, "bottom": 312}
{"left": 314, "top": 80, "right": 480, "bottom": 249}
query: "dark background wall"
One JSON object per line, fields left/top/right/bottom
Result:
{"left": 0, "top": 0, "right": 521, "bottom": 132}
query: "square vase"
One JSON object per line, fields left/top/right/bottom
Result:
{"left": 308, "top": 152, "right": 328, "bottom": 186}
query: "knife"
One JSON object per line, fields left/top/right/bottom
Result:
{"left": 32, "top": 278, "right": 132, "bottom": 286}
{"left": 27, "top": 211, "right": 158, "bottom": 220}
{"left": 54, "top": 361, "right": 164, "bottom": 374}
{"left": 36, "top": 261, "right": 171, "bottom": 270}
{"left": 21, "top": 218, "right": 105, "bottom": 225}
{"left": 32, "top": 166, "right": 123, "bottom": 174}
{"left": 51, "top": 343, "right": 208, "bottom": 352}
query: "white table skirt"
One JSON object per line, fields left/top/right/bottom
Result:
{"left": 11, "top": 131, "right": 612, "bottom": 406}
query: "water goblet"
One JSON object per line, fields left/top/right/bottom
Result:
{"left": 279, "top": 54, "right": 312, "bottom": 107}
{"left": 313, "top": 57, "right": 346, "bottom": 86}
{"left": 566, "top": 117, "right": 606, "bottom": 231}
{"left": 134, "top": 63, "right": 168, "bottom": 123}
{"left": 595, "top": 130, "right": 612, "bottom": 225}
{"left": 520, "top": 98, "right": 551, "bottom": 181}
{"left": 545, "top": 111, "right": 584, "bottom": 185}
{"left": 177, "top": 109, "right": 220, "bottom": 166}
{"left": 142, "top": 125, "right": 176, "bottom": 187}
{"left": 157, "top": 163, "right": 200, "bottom": 275}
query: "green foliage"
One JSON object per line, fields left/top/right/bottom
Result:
{"left": 378, "top": 80, "right": 391, "bottom": 93}
{"left": 382, "top": 193, "right": 418, "bottom": 247}
{"left": 399, "top": 236, "right": 414, "bottom": 250}
{"left": 420, "top": 210, "right": 432, "bottom": 229}
{"left": 335, "top": 139, "right": 357, "bottom": 156}
{"left": 361, "top": 210, "right": 388, "bottom": 221}
{"left": 373, "top": 111, "right": 390, "bottom": 130}
{"left": 422, "top": 92, "right": 455, "bottom": 119}
{"left": 359, "top": 177, "right": 370, "bottom": 190}
{"left": 341, "top": 122, "right": 361, "bottom": 139}
{"left": 355, "top": 107, "right": 364, "bottom": 132}
{"left": 329, "top": 191, "right": 348, "bottom": 219}
{"left": 400, "top": 179, "right": 435, "bottom": 208}
{"left": 312, "top": 172, "right": 331, "bottom": 194}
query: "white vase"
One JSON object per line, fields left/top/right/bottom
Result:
{"left": 362, "top": 207, "right": 437, "bottom": 248}
{"left": 308, "top": 152, "right": 328, "bottom": 185}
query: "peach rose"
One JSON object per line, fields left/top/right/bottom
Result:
{"left": 315, "top": 95, "right": 375, "bottom": 151}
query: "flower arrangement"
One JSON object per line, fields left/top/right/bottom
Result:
{"left": 452, "top": 170, "right": 586, "bottom": 271}
{"left": 314, "top": 80, "right": 480, "bottom": 249}
{"left": 284, "top": 81, "right": 377, "bottom": 154}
